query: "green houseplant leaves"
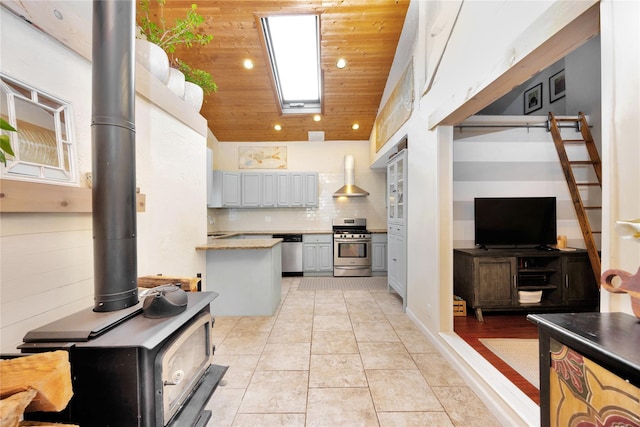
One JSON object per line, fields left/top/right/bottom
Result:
{"left": 0, "top": 118, "right": 16, "bottom": 166}
{"left": 137, "top": 0, "right": 217, "bottom": 95}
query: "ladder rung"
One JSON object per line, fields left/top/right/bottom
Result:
{"left": 569, "top": 161, "right": 597, "bottom": 165}
{"left": 584, "top": 206, "right": 602, "bottom": 210}
{"left": 576, "top": 182, "right": 600, "bottom": 186}
{"left": 563, "top": 139, "right": 586, "bottom": 143}
{"left": 591, "top": 231, "right": 602, "bottom": 234}
{"left": 556, "top": 118, "right": 580, "bottom": 122}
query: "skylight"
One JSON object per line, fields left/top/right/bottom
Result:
{"left": 261, "top": 14, "right": 322, "bottom": 114}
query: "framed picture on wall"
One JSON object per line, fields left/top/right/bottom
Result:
{"left": 524, "top": 83, "right": 543, "bottom": 114}
{"left": 549, "top": 69, "right": 566, "bottom": 103}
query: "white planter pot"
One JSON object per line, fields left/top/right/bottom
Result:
{"left": 183, "top": 82, "right": 204, "bottom": 111}
{"left": 135, "top": 39, "right": 170, "bottom": 84}
{"left": 167, "top": 68, "right": 186, "bottom": 98}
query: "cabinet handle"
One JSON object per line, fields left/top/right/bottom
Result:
{"left": 565, "top": 274, "right": 569, "bottom": 288}
{"left": 513, "top": 275, "right": 517, "bottom": 288}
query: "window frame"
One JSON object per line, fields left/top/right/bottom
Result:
{"left": 260, "top": 14, "right": 323, "bottom": 115}
{"left": 0, "top": 73, "right": 78, "bottom": 185}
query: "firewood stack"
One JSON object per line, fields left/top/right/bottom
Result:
{"left": 0, "top": 351, "right": 76, "bottom": 427}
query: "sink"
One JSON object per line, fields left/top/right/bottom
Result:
{"left": 209, "top": 233, "right": 230, "bottom": 239}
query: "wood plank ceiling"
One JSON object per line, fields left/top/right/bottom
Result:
{"left": 153, "top": 0, "right": 410, "bottom": 142}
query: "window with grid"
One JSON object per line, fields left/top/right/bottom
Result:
{"left": 1, "top": 73, "right": 77, "bottom": 184}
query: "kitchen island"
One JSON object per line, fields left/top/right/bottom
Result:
{"left": 196, "top": 237, "right": 282, "bottom": 316}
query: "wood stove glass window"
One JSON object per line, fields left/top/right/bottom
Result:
{"left": 0, "top": 73, "right": 77, "bottom": 184}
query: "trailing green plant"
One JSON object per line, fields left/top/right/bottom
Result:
{"left": 137, "top": 0, "right": 217, "bottom": 94}
{"left": 175, "top": 59, "right": 217, "bottom": 95}
{"left": 0, "top": 118, "right": 16, "bottom": 166}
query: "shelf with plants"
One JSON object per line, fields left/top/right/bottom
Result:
{"left": 135, "top": 0, "right": 216, "bottom": 109}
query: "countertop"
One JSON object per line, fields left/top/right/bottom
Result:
{"left": 196, "top": 237, "right": 282, "bottom": 250}
{"left": 207, "top": 229, "right": 388, "bottom": 237}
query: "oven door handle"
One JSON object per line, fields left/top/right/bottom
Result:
{"left": 334, "top": 238, "right": 371, "bottom": 243}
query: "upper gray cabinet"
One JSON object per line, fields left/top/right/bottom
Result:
{"left": 304, "top": 172, "right": 319, "bottom": 207}
{"left": 209, "top": 171, "right": 318, "bottom": 208}
{"left": 241, "top": 173, "right": 262, "bottom": 207}
{"left": 261, "top": 173, "right": 277, "bottom": 207}
{"left": 387, "top": 149, "right": 407, "bottom": 225}
{"left": 210, "top": 171, "right": 241, "bottom": 207}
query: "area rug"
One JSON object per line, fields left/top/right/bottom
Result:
{"left": 479, "top": 338, "right": 539, "bottom": 388}
{"left": 298, "top": 276, "right": 388, "bottom": 291}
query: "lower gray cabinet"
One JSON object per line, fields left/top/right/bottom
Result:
{"left": 387, "top": 225, "right": 406, "bottom": 309}
{"left": 303, "top": 234, "right": 333, "bottom": 276}
{"left": 371, "top": 233, "right": 387, "bottom": 274}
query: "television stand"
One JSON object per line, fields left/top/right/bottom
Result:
{"left": 535, "top": 244, "right": 560, "bottom": 252}
{"left": 453, "top": 248, "right": 599, "bottom": 321}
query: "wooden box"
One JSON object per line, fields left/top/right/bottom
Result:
{"left": 453, "top": 297, "right": 467, "bottom": 317}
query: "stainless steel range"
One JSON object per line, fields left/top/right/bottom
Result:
{"left": 333, "top": 218, "right": 372, "bottom": 277}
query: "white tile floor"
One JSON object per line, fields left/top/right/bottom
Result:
{"left": 206, "top": 277, "right": 500, "bottom": 426}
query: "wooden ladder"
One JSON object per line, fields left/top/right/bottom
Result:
{"left": 548, "top": 112, "right": 601, "bottom": 283}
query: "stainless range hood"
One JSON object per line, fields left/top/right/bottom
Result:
{"left": 333, "top": 155, "right": 369, "bottom": 197}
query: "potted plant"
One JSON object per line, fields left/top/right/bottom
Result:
{"left": 0, "top": 118, "right": 16, "bottom": 166}
{"left": 136, "top": 0, "right": 217, "bottom": 107}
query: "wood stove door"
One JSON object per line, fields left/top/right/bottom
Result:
{"left": 158, "top": 311, "right": 212, "bottom": 426}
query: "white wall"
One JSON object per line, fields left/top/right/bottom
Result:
{"left": 208, "top": 140, "right": 387, "bottom": 232}
{"left": 0, "top": 8, "right": 207, "bottom": 352}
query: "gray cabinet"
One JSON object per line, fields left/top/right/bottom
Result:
{"left": 210, "top": 171, "right": 241, "bottom": 207}
{"left": 387, "top": 150, "right": 406, "bottom": 225}
{"left": 387, "top": 149, "right": 407, "bottom": 309}
{"left": 277, "top": 173, "right": 290, "bottom": 206}
{"left": 453, "top": 248, "right": 599, "bottom": 321}
{"left": 304, "top": 172, "right": 319, "bottom": 207}
{"left": 371, "top": 233, "right": 387, "bottom": 274}
{"left": 387, "top": 225, "right": 406, "bottom": 308}
{"left": 289, "top": 173, "right": 304, "bottom": 207}
{"left": 241, "top": 173, "right": 261, "bottom": 207}
{"left": 261, "top": 173, "right": 277, "bottom": 207}
{"left": 303, "top": 234, "right": 333, "bottom": 276}
{"left": 206, "top": 148, "right": 215, "bottom": 207}
{"left": 210, "top": 171, "right": 318, "bottom": 208}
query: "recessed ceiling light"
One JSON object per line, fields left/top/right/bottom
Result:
{"left": 336, "top": 58, "right": 347, "bottom": 69}
{"left": 274, "top": 124, "right": 282, "bottom": 131}
{"left": 313, "top": 115, "right": 321, "bottom": 122}
{"left": 243, "top": 59, "right": 254, "bottom": 69}
{"left": 352, "top": 123, "right": 360, "bottom": 130}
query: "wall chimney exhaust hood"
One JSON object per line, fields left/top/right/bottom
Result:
{"left": 333, "top": 155, "right": 369, "bottom": 197}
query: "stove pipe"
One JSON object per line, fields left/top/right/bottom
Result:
{"left": 91, "top": 0, "right": 138, "bottom": 312}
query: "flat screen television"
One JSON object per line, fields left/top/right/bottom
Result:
{"left": 474, "top": 197, "right": 557, "bottom": 248}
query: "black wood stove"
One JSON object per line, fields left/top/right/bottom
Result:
{"left": 19, "top": 292, "right": 226, "bottom": 427}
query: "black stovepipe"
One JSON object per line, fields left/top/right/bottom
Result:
{"left": 91, "top": 0, "right": 138, "bottom": 312}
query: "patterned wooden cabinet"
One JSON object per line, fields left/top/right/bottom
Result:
{"left": 528, "top": 313, "right": 640, "bottom": 427}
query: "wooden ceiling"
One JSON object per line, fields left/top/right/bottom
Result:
{"left": 152, "top": 0, "right": 410, "bottom": 142}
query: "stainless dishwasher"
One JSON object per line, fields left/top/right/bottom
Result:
{"left": 272, "top": 234, "right": 303, "bottom": 276}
